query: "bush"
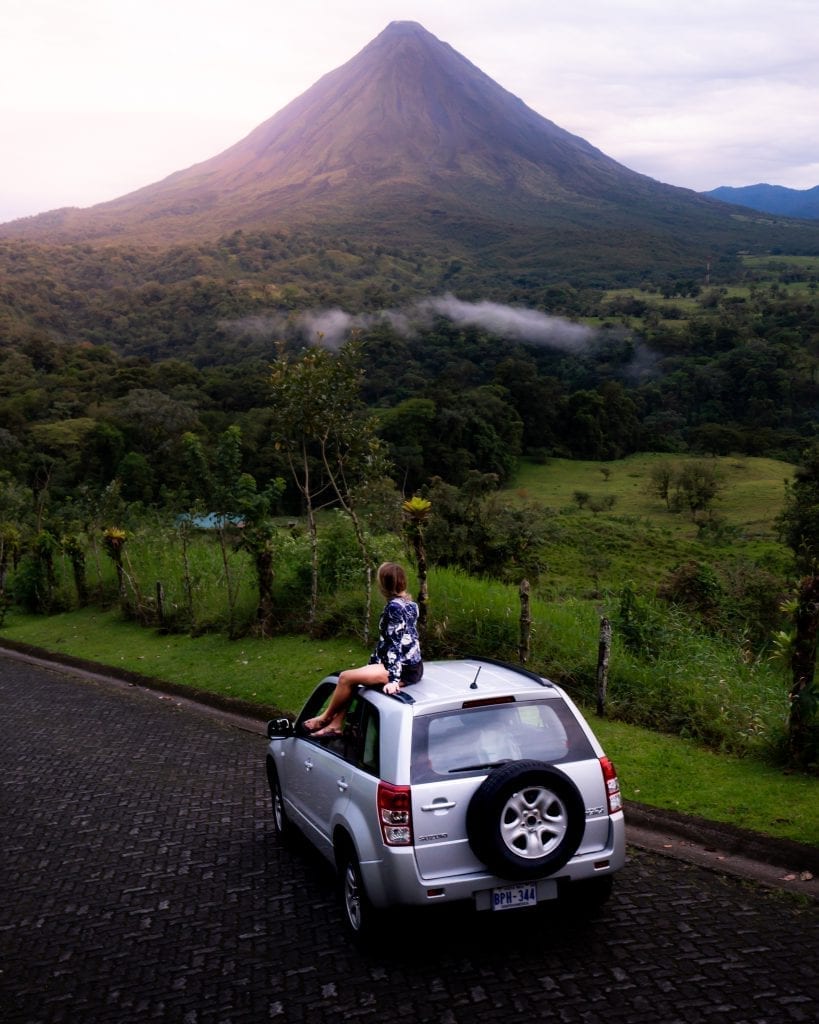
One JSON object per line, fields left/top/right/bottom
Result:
{"left": 10, "top": 555, "right": 48, "bottom": 614}
{"left": 657, "top": 559, "right": 787, "bottom": 650}
{"left": 616, "top": 584, "right": 668, "bottom": 660}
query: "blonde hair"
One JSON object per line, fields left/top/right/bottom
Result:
{"left": 377, "top": 562, "right": 410, "bottom": 599}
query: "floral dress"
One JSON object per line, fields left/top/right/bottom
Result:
{"left": 369, "top": 597, "right": 422, "bottom": 686}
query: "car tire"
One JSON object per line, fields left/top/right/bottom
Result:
{"left": 266, "top": 760, "right": 292, "bottom": 841}
{"left": 336, "top": 844, "right": 380, "bottom": 941}
{"left": 466, "top": 760, "right": 585, "bottom": 880}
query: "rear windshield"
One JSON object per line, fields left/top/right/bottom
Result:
{"left": 410, "top": 700, "right": 595, "bottom": 783}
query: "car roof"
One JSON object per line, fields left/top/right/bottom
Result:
{"left": 368, "top": 658, "right": 559, "bottom": 714}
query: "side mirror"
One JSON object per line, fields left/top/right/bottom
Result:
{"left": 267, "top": 717, "right": 293, "bottom": 739}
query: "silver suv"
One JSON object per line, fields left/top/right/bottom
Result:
{"left": 266, "top": 658, "right": 625, "bottom": 936}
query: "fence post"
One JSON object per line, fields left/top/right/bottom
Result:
{"left": 596, "top": 616, "right": 612, "bottom": 717}
{"left": 156, "top": 581, "right": 165, "bottom": 626}
{"left": 518, "top": 579, "right": 531, "bottom": 664}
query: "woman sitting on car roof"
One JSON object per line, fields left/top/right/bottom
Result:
{"left": 304, "top": 562, "right": 423, "bottom": 737}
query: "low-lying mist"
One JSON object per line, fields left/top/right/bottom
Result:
{"left": 221, "top": 294, "right": 597, "bottom": 352}
{"left": 219, "top": 294, "right": 658, "bottom": 380}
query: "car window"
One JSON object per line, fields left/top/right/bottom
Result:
{"left": 299, "top": 687, "right": 380, "bottom": 776}
{"left": 410, "top": 700, "right": 593, "bottom": 783}
{"left": 354, "top": 702, "right": 380, "bottom": 777}
{"left": 297, "top": 681, "right": 338, "bottom": 733}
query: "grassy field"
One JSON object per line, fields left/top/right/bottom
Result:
{"left": 502, "top": 454, "right": 793, "bottom": 598}
{"left": 2, "top": 605, "right": 816, "bottom": 847}
{"left": 509, "top": 453, "right": 793, "bottom": 533}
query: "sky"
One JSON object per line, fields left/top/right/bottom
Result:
{"left": 1, "top": 0, "right": 817, "bottom": 224}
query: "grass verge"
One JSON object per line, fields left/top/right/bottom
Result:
{"left": 2, "top": 607, "right": 816, "bottom": 848}
{"left": 1, "top": 608, "right": 369, "bottom": 717}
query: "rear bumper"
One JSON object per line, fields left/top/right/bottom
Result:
{"left": 362, "top": 811, "right": 626, "bottom": 909}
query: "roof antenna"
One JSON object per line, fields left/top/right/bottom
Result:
{"left": 470, "top": 666, "right": 481, "bottom": 689}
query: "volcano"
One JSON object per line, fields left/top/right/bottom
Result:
{"left": 2, "top": 21, "right": 815, "bottom": 273}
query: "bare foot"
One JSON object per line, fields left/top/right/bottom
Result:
{"left": 313, "top": 725, "right": 344, "bottom": 738}
{"left": 304, "top": 716, "right": 329, "bottom": 732}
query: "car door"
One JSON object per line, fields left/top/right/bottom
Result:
{"left": 283, "top": 682, "right": 344, "bottom": 855}
{"left": 287, "top": 689, "right": 376, "bottom": 860}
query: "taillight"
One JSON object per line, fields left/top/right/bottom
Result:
{"left": 377, "top": 781, "right": 413, "bottom": 846}
{"left": 600, "top": 756, "right": 623, "bottom": 814}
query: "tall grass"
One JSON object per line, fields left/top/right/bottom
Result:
{"left": 5, "top": 516, "right": 794, "bottom": 763}
{"left": 123, "top": 524, "right": 258, "bottom": 634}
{"left": 418, "top": 566, "right": 789, "bottom": 760}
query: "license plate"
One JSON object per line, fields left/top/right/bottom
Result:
{"left": 492, "top": 883, "right": 538, "bottom": 911}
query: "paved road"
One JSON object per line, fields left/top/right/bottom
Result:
{"left": 2, "top": 655, "right": 817, "bottom": 1024}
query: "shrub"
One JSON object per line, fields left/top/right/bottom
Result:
{"left": 616, "top": 584, "right": 668, "bottom": 660}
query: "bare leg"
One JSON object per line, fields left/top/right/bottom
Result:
{"left": 304, "top": 663, "right": 389, "bottom": 733}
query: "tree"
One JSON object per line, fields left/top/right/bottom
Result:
{"left": 116, "top": 452, "right": 155, "bottom": 505}
{"left": 648, "top": 462, "right": 675, "bottom": 510}
{"left": 673, "top": 461, "right": 723, "bottom": 518}
{"left": 377, "top": 398, "right": 438, "bottom": 493}
{"left": 778, "top": 446, "right": 819, "bottom": 575}
{"left": 62, "top": 533, "right": 88, "bottom": 606}
{"left": 785, "top": 577, "right": 819, "bottom": 767}
{"left": 269, "top": 339, "right": 387, "bottom": 632}
{"left": 776, "top": 446, "right": 819, "bottom": 765}
{"left": 422, "top": 473, "right": 546, "bottom": 582}
{"left": 102, "top": 527, "right": 127, "bottom": 597}
{"left": 212, "top": 426, "right": 246, "bottom": 638}
{"left": 182, "top": 426, "right": 280, "bottom": 638}
{"left": 235, "top": 473, "right": 286, "bottom": 637}
{"left": 402, "top": 496, "right": 431, "bottom": 631}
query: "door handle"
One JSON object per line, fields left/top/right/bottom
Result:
{"left": 421, "top": 799, "right": 456, "bottom": 811}
{"left": 303, "top": 759, "right": 313, "bottom": 771}
{"left": 337, "top": 778, "right": 349, "bottom": 792}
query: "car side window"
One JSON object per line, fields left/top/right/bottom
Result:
{"left": 334, "top": 697, "right": 380, "bottom": 776}
{"left": 357, "top": 704, "right": 380, "bottom": 776}
{"left": 298, "top": 687, "right": 380, "bottom": 776}
{"left": 297, "top": 681, "right": 338, "bottom": 734}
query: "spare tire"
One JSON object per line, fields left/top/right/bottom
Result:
{"left": 466, "top": 760, "right": 586, "bottom": 880}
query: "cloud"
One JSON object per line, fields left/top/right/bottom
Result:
{"left": 414, "top": 296, "right": 596, "bottom": 350}
{"left": 219, "top": 295, "right": 665, "bottom": 380}
{"left": 275, "top": 296, "right": 596, "bottom": 351}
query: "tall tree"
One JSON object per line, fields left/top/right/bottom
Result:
{"left": 269, "top": 339, "right": 387, "bottom": 633}
{"left": 777, "top": 445, "right": 819, "bottom": 766}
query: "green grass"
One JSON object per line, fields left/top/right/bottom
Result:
{"left": 509, "top": 453, "right": 793, "bottom": 534}
{"left": 505, "top": 453, "right": 793, "bottom": 597}
{"left": 592, "top": 717, "right": 818, "bottom": 846}
{"left": 2, "top": 605, "right": 816, "bottom": 847}
{"left": 742, "top": 254, "right": 819, "bottom": 272}
{"left": 1, "top": 607, "right": 369, "bottom": 715}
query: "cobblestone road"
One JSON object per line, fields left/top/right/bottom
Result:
{"left": 1, "top": 654, "right": 817, "bottom": 1024}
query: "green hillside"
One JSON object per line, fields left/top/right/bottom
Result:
{"left": 505, "top": 454, "right": 794, "bottom": 598}
{"left": 510, "top": 454, "right": 793, "bottom": 530}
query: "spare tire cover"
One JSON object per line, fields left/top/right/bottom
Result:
{"left": 466, "top": 760, "right": 586, "bottom": 880}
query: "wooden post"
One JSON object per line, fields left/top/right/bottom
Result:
{"left": 518, "top": 579, "right": 531, "bottom": 664}
{"left": 596, "top": 616, "right": 612, "bottom": 717}
{"left": 156, "top": 581, "right": 165, "bottom": 625}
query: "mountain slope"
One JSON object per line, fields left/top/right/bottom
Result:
{"left": 703, "top": 184, "right": 819, "bottom": 220}
{"left": 2, "top": 21, "right": 818, "bottom": 278}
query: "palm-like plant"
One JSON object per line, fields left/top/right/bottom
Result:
{"left": 402, "top": 496, "right": 431, "bottom": 631}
